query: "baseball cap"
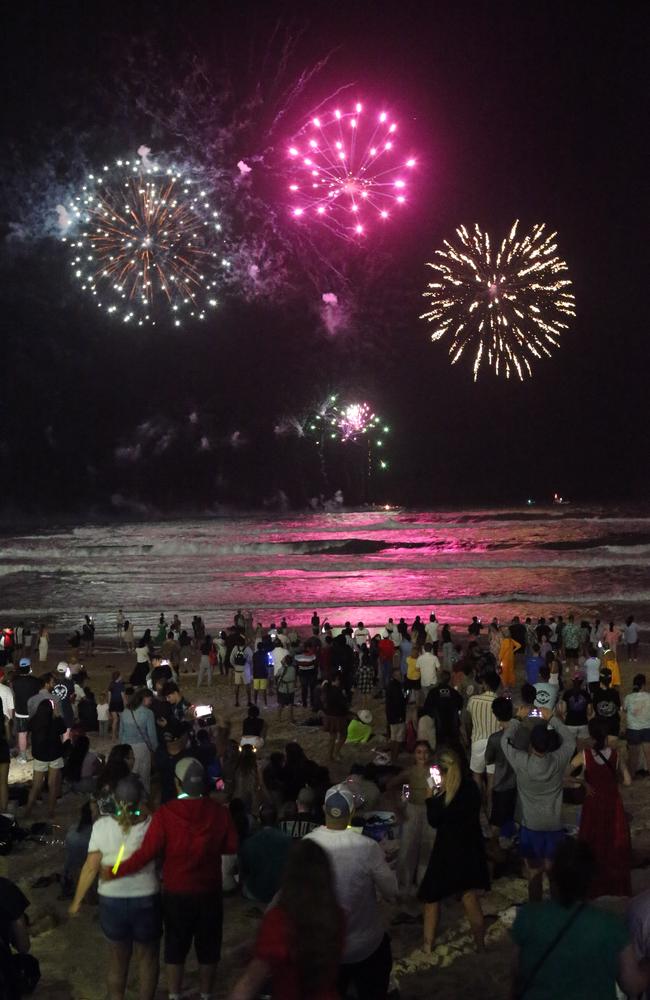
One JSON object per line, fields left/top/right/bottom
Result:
{"left": 324, "top": 785, "right": 354, "bottom": 821}
{"left": 57, "top": 661, "right": 69, "bottom": 674}
{"left": 175, "top": 757, "right": 205, "bottom": 797}
{"left": 358, "top": 709, "right": 373, "bottom": 725}
{"left": 19, "top": 657, "right": 31, "bottom": 669}
{"left": 297, "top": 786, "right": 315, "bottom": 806}
{"left": 600, "top": 667, "right": 613, "bottom": 681}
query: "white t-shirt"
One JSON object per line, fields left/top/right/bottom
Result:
{"left": 96, "top": 702, "right": 110, "bottom": 722}
{"left": 271, "top": 647, "right": 289, "bottom": 676}
{"left": 624, "top": 623, "right": 640, "bottom": 644}
{"left": 425, "top": 620, "right": 438, "bottom": 643}
{"left": 0, "top": 683, "right": 15, "bottom": 717}
{"left": 353, "top": 628, "right": 370, "bottom": 647}
{"left": 88, "top": 816, "right": 158, "bottom": 898}
{"left": 534, "top": 682, "right": 558, "bottom": 710}
{"left": 584, "top": 656, "right": 601, "bottom": 685}
{"left": 624, "top": 691, "right": 650, "bottom": 731}
{"left": 416, "top": 652, "right": 440, "bottom": 687}
{"left": 136, "top": 646, "right": 150, "bottom": 664}
{"left": 306, "top": 826, "right": 397, "bottom": 963}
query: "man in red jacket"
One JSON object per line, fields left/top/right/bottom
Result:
{"left": 103, "top": 757, "right": 238, "bottom": 1000}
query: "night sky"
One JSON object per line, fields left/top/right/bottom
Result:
{"left": 2, "top": 1, "right": 648, "bottom": 515}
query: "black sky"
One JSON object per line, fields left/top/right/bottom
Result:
{"left": 1, "top": 1, "right": 648, "bottom": 514}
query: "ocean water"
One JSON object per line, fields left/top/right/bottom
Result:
{"left": 0, "top": 506, "right": 648, "bottom": 636}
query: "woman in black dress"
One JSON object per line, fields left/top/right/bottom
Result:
{"left": 418, "top": 747, "right": 489, "bottom": 952}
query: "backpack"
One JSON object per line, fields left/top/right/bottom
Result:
{"left": 234, "top": 650, "right": 246, "bottom": 669}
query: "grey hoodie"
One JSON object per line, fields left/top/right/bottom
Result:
{"left": 501, "top": 716, "right": 576, "bottom": 831}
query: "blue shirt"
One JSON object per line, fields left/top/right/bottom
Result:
{"left": 119, "top": 705, "right": 157, "bottom": 749}
{"left": 525, "top": 655, "right": 544, "bottom": 685}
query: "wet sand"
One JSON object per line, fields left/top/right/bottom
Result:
{"left": 5, "top": 637, "right": 650, "bottom": 999}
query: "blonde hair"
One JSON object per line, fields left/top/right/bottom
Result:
{"left": 115, "top": 802, "right": 147, "bottom": 833}
{"left": 437, "top": 747, "right": 462, "bottom": 806}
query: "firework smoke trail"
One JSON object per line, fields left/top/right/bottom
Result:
{"left": 420, "top": 221, "right": 576, "bottom": 380}
{"left": 61, "top": 157, "right": 227, "bottom": 325}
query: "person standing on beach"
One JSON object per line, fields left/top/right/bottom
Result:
{"left": 230, "top": 639, "right": 252, "bottom": 707}
{"left": 562, "top": 615, "right": 581, "bottom": 664}
{"left": 498, "top": 628, "right": 521, "bottom": 688}
{"left": 386, "top": 666, "right": 407, "bottom": 762}
{"left": 501, "top": 706, "right": 576, "bottom": 901}
{"left": 37, "top": 625, "right": 49, "bottom": 666}
{"left": 624, "top": 616, "right": 640, "bottom": 662}
{"left": 103, "top": 758, "right": 238, "bottom": 1000}
{"left": 11, "top": 659, "right": 40, "bottom": 763}
{"left": 466, "top": 672, "right": 502, "bottom": 798}
{"left": 307, "top": 786, "right": 397, "bottom": 1000}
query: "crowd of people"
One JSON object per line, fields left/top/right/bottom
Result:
{"left": 0, "top": 605, "right": 648, "bottom": 999}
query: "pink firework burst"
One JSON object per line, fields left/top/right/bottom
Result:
{"left": 287, "top": 101, "right": 415, "bottom": 237}
{"left": 338, "top": 402, "right": 375, "bottom": 441}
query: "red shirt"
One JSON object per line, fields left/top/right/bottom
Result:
{"left": 116, "top": 797, "right": 238, "bottom": 894}
{"left": 255, "top": 905, "right": 342, "bottom": 1000}
{"left": 378, "top": 638, "right": 395, "bottom": 661}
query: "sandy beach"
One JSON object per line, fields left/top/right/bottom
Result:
{"left": 4, "top": 633, "right": 650, "bottom": 1000}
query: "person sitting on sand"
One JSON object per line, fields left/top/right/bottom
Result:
{"left": 345, "top": 709, "right": 373, "bottom": 744}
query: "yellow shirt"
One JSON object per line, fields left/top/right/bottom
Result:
{"left": 406, "top": 656, "right": 421, "bottom": 681}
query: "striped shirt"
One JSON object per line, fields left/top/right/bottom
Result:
{"left": 468, "top": 691, "right": 500, "bottom": 742}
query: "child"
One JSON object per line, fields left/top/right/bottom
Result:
{"left": 96, "top": 694, "right": 110, "bottom": 737}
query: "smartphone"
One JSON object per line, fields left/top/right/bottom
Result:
{"left": 401, "top": 783, "right": 410, "bottom": 800}
{"left": 430, "top": 765, "right": 442, "bottom": 787}
{"left": 194, "top": 705, "right": 213, "bottom": 719}
{"left": 160, "top": 658, "right": 170, "bottom": 666}
{"left": 528, "top": 708, "right": 543, "bottom": 718}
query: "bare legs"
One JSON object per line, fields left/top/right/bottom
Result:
{"left": 423, "top": 891, "right": 484, "bottom": 952}
{"left": 24, "top": 770, "right": 46, "bottom": 817}
{"left": 107, "top": 941, "right": 158, "bottom": 1000}
{"left": 24, "top": 766, "right": 62, "bottom": 819}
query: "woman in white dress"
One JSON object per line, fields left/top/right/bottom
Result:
{"left": 38, "top": 624, "right": 49, "bottom": 665}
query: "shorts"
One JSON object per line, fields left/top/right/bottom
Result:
{"left": 252, "top": 678, "right": 267, "bottom": 690}
{"left": 405, "top": 678, "right": 421, "bottom": 690}
{"left": 109, "top": 703, "right": 123, "bottom": 714}
{"left": 278, "top": 692, "right": 295, "bottom": 706}
{"left": 233, "top": 670, "right": 247, "bottom": 686}
{"left": 626, "top": 728, "right": 650, "bottom": 746}
{"left": 490, "top": 787, "right": 517, "bottom": 828}
{"left": 32, "top": 757, "right": 64, "bottom": 773}
{"left": 470, "top": 737, "right": 489, "bottom": 774}
{"left": 389, "top": 722, "right": 406, "bottom": 742}
{"left": 519, "top": 826, "right": 565, "bottom": 863}
{"left": 15, "top": 716, "right": 29, "bottom": 734}
{"left": 99, "top": 893, "right": 162, "bottom": 944}
{"left": 162, "top": 890, "right": 223, "bottom": 965}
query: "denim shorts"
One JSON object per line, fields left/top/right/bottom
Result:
{"left": 99, "top": 894, "right": 162, "bottom": 944}
{"left": 519, "top": 826, "right": 565, "bottom": 863}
